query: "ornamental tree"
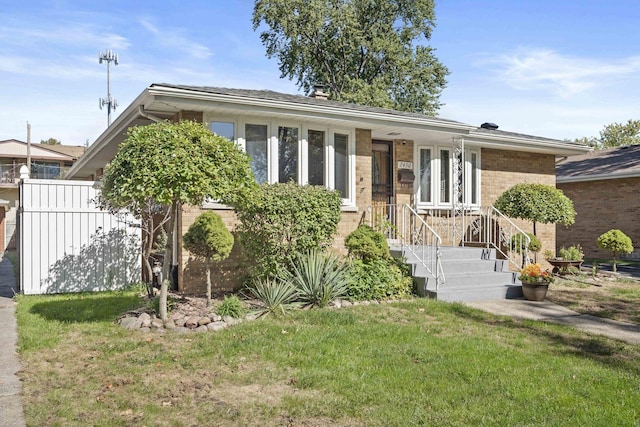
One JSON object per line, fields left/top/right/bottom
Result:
{"left": 493, "top": 183, "right": 576, "bottom": 237}
{"left": 253, "top": 0, "right": 449, "bottom": 115}
{"left": 100, "top": 120, "right": 256, "bottom": 320}
{"left": 183, "top": 212, "right": 234, "bottom": 306}
{"left": 596, "top": 229, "right": 634, "bottom": 272}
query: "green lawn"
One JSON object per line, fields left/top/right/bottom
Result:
{"left": 16, "top": 292, "right": 640, "bottom": 426}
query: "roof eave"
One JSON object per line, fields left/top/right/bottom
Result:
{"left": 465, "top": 132, "right": 592, "bottom": 155}
{"left": 557, "top": 170, "right": 640, "bottom": 183}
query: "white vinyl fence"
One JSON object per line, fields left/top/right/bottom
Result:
{"left": 19, "top": 179, "right": 141, "bottom": 295}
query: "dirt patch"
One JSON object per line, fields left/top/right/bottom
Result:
{"left": 547, "top": 274, "right": 640, "bottom": 325}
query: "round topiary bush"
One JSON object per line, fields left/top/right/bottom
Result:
{"left": 344, "top": 224, "right": 390, "bottom": 262}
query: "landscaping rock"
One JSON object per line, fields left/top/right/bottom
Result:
{"left": 139, "top": 327, "right": 151, "bottom": 333}
{"left": 185, "top": 316, "right": 200, "bottom": 329}
{"left": 120, "top": 316, "right": 142, "bottom": 330}
{"left": 198, "top": 317, "right": 210, "bottom": 326}
{"left": 207, "top": 321, "right": 227, "bottom": 331}
{"left": 151, "top": 319, "right": 164, "bottom": 328}
{"left": 195, "top": 325, "right": 209, "bottom": 333}
{"left": 164, "top": 320, "right": 176, "bottom": 330}
{"left": 139, "top": 312, "right": 152, "bottom": 327}
{"left": 174, "top": 317, "right": 186, "bottom": 327}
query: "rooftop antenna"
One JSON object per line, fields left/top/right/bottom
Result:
{"left": 99, "top": 49, "right": 118, "bottom": 126}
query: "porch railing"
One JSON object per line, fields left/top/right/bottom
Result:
{"left": 369, "top": 204, "right": 529, "bottom": 274}
{"left": 368, "top": 204, "right": 444, "bottom": 291}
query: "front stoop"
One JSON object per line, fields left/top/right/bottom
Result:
{"left": 391, "top": 246, "right": 523, "bottom": 302}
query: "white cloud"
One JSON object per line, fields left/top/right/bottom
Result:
{"left": 139, "top": 18, "right": 212, "bottom": 60}
{"left": 483, "top": 48, "right": 640, "bottom": 97}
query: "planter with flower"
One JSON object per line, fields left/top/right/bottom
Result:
{"left": 518, "top": 263, "right": 554, "bottom": 301}
{"left": 544, "top": 245, "right": 584, "bottom": 275}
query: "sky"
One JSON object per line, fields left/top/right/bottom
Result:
{"left": 1, "top": 0, "right": 639, "bottom": 146}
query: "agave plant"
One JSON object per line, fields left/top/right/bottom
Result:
{"left": 283, "top": 250, "right": 350, "bottom": 308}
{"left": 244, "top": 277, "right": 300, "bottom": 317}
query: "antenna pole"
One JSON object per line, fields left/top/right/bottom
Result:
{"left": 99, "top": 49, "right": 119, "bottom": 126}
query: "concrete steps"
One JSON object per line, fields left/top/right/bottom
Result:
{"left": 392, "top": 246, "right": 523, "bottom": 302}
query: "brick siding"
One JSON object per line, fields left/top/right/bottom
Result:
{"left": 557, "top": 177, "right": 640, "bottom": 260}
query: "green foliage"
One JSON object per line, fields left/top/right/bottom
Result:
{"left": 558, "top": 245, "right": 584, "bottom": 261}
{"left": 244, "top": 278, "right": 301, "bottom": 317}
{"left": 183, "top": 212, "right": 233, "bottom": 262}
{"left": 39, "top": 137, "right": 61, "bottom": 145}
{"left": 599, "top": 119, "right": 640, "bottom": 148}
{"left": 597, "top": 229, "right": 634, "bottom": 272}
{"left": 493, "top": 183, "right": 576, "bottom": 234}
{"left": 216, "top": 295, "right": 246, "bottom": 319}
{"left": 235, "top": 182, "right": 342, "bottom": 279}
{"left": 282, "top": 250, "right": 350, "bottom": 308}
{"left": 345, "top": 224, "right": 390, "bottom": 261}
{"left": 511, "top": 232, "right": 541, "bottom": 254}
{"left": 252, "top": 0, "right": 449, "bottom": 115}
{"left": 101, "top": 120, "right": 256, "bottom": 214}
{"left": 346, "top": 259, "right": 413, "bottom": 301}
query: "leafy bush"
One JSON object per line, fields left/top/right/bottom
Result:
{"left": 282, "top": 250, "right": 350, "bottom": 308}
{"left": 216, "top": 295, "right": 246, "bottom": 319}
{"left": 244, "top": 278, "right": 301, "bottom": 317}
{"left": 511, "top": 232, "right": 541, "bottom": 254}
{"left": 558, "top": 245, "right": 584, "bottom": 261}
{"left": 494, "top": 183, "right": 576, "bottom": 235}
{"left": 235, "top": 182, "right": 342, "bottom": 279}
{"left": 346, "top": 259, "right": 413, "bottom": 301}
{"left": 597, "top": 229, "right": 634, "bottom": 272}
{"left": 183, "top": 212, "right": 234, "bottom": 305}
{"left": 345, "top": 224, "right": 390, "bottom": 261}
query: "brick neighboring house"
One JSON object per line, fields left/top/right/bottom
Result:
{"left": 556, "top": 144, "right": 640, "bottom": 260}
{"left": 65, "top": 83, "right": 590, "bottom": 294}
{"left": 0, "top": 139, "right": 84, "bottom": 252}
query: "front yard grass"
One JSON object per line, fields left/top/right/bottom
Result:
{"left": 16, "top": 292, "right": 640, "bottom": 426}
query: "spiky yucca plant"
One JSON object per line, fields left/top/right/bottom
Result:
{"left": 244, "top": 278, "right": 300, "bottom": 317}
{"left": 283, "top": 250, "right": 349, "bottom": 308}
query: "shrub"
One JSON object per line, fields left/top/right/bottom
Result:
{"left": 216, "top": 295, "right": 246, "bottom": 319}
{"left": 345, "top": 224, "right": 390, "bottom": 261}
{"left": 511, "top": 232, "right": 541, "bottom": 254}
{"left": 494, "top": 183, "right": 576, "bottom": 236}
{"left": 558, "top": 245, "right": 584, "bottom": 261}
{"left": 235, "top": 182, "right": 342, "bottom": 279}
{"left": 597, "top": 229, "right": 634, "bottom": 272}
{"left": 183, "top": 212, "right": 234, "bottom": 306}
{"left": 282, "top": 250, "right": 350, "bottom": 308}
{"left": 346, "top": 259, "right": 413, "bottom": 301}
{"left": 244, "top": 278, "right": 300, "bottom": 317}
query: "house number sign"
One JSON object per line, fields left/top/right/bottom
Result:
{"left": 397, "top": 161, "right": 413, "bottom": 169}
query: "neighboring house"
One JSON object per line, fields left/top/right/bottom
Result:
{"left": 65, "top": 83, "right": 590, "bottom": 295}
{"left": 0, "top": 139, "right": 81, "bottom": 252}
{"left": 556, "top": 144, "right": 640, "bottom": 260}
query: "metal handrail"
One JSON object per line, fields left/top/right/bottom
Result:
{"left": 486, "top": 206, "right": 530, "bottom": 271}
{"left": 401, "top": 204, "right": 444, "bottom": 291}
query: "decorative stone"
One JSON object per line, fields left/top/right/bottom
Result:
{"left": 174, "top": 317, "right": 186, "bottom": 327}
{"left": 164, "top": 319, "right": 176, "bottom": 329}
{"left": 120, "top": 316, "right": 142, "bottom": 330}
{"left": 341, "top": 300, "right": 352, "bottom": 307}
{"left": 154, "top": 328, "right": 167, "bottom": 334}
{"left": 207, "top": 321, "right": 227, "bottom": 331}
{"left": 195, "top": 325, "right": 208, "bottom": 333}
{"left": 172, "top": 327, "right": 191, "bottom": 333}
{"left": 198, "top": 317, "right": 211, "bottom": 326}
{"left": 210, "top": 314, "right": 222, "bottom": 322}
{"left": 185, "top": 316, "right": 200, "bottom": 329}
{"left": 139, "top": 312, "right": 152, "bottom": 327}
{"left": 170, "top": 312, "right": 185, "bottom": 321}
{"left": 151, "top": 319, "right": 164, "bottom": 328}
{"left": 139, "top": 327, "right": 151, "bottom": 333}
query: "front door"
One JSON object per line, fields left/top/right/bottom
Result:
{"left": 371, "top": 141, "right": 394, "bottom": 233}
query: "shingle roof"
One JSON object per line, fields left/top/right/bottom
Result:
{"left": 556, "top": 144, "right": 640, "bottom": 180}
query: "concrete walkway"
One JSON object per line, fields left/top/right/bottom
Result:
{"left": 0, "top": 256, "right": 26, "bottom": 427}
{"left": 466, "top": 299, "right": 640, "bottom": 345}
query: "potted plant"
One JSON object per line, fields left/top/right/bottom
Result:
{"left": 546, "top": 245, "right": 584, "bottom": 274}
{"left": 518, "top": 263, "right": 554, "bottom": 301}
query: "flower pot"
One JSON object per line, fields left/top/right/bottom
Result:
{"left": 521, "top": 281, "right": 549, "bottom": 301}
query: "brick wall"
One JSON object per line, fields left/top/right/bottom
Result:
{"left": 481, "top": 148, "right": 557, "bottom": 260}
{"left": 394, "top": 139, "right": 414, "bottom": 207}
{"left": 557, "top": 177, "right": 640, "bottom": 260}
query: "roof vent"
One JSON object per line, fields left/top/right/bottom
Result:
{"left": 481, "top": 122, "right": 499, "bottom": 130}
{"left": 309, "top": 84, "right": 328, "bottom": 100}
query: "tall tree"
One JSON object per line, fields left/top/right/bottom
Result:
{"left": 253, "top": 0, "right": 449, "bottom": 115}
{"left": 40, "top": 138, "right": 62, "bottom": 145}
{"left": 599, "top": 119, "right": 640, "bottom": 148}
{"left": 100, "top": 120, "right": 256, "bottom": 320}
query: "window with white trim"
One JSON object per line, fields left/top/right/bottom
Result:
{"left": 416, "top": 145, "right": 481, "bottom": 209}
{"left": 207, "top": 116, "right": 355, "bottom": 206}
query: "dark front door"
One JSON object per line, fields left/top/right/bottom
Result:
{"left": 371, "top": 141, "right": 394, "bottom": 232}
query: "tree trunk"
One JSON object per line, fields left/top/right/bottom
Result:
{"left": 159, "top": 278, "right": 169, "bottom": 322}
{"left": 206, "top": 256, "right": 212, "bottom": 306}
